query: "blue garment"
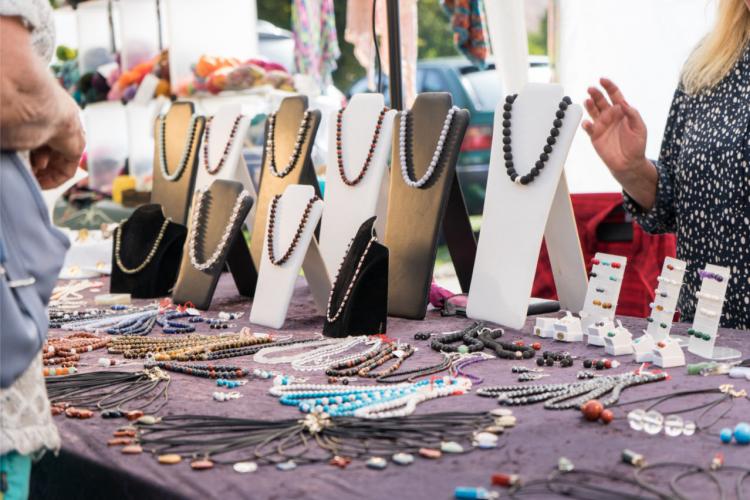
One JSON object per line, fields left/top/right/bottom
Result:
{"left": 623, "top": 45, "right": 750, "bottom": 329}
{"left": 0, "top": 452, "right": 31, "bottom": 500}
{"left": 0, "top": 152, "right": 69, "bottom": 387}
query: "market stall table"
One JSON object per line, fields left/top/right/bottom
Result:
{"left": 32, "top": 276, "right": 749, "bottom": 500}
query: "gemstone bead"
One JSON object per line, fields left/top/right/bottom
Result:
{"left": 392, "top": 452, "right": 415, "bottom": 465}
{"left": 158, "top": 454, "right": 182, "bottom": 465}
{"left": 734, "top": 422, "right": 750, "bottom": 445}
{"left": 581, "top": 400, "right": 604, "bottom": 421}
{"left": 366, "top": 457, "right": 388, "bottom": 470}
{"left": 121, "top": 444, "right": 143, "bottom": 455}
{"left": 233, "top": 462, "right": 258, "bottom": 473}
{"left": 419, "top": 448, "right": 442, "bottom": 459}
{"left": 441, "top": 441, "right": 464, "bottom": 453}
{"left": 276, "top": 460, "right": 297, "bottom": 471}
{"left": 720, "top": 427, "right": 734, "bottom": 444}
{"left": 190, "top": 459, "right": 214, "bottom": 470}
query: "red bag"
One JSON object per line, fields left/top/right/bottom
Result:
{"left": 532, "top": 193, "right": 676, "bottom": 318}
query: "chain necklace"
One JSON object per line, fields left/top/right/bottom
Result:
{"left": 291, "top": 337, "right": 381, "bottom": 372}
{"left": 114, "top": 217, "right": 172, "bottom": 274}
{"left": 202, "top": 115, "right": 244, "bottom": 174}
{"left": 325, "top": 232, "right": 378, "bottom": 323}
{"left": 157, "top": 114, "right": 200, "bottom": 182}
{"left": 266, "top": 194, "right": 320, "bottom": 266}
{"left": 398, "top": 106, "right": 459, "bottom": 188}
{"left": 266, "top": 110, "right": 312, "bottom": 178}
{"left": 336, "top": 106, "right": 388, "bottom": 186}
{"left": 253, "top": 337, "right": 337, "bottom": 364}
{"left": 501, "top": 94, "right": 572, "bottom": 185}
{"left": 189, "top": 188, "right": 251, "bottom": 271}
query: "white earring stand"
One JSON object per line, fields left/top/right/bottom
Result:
{"left": 552, "top": 311, "right": 584, "bottom": 342}
{"left": 646, "top": 257, "right": 686, "bottom": 342}
{"left": 632, "top": 334, "right": 656, "bottom": 363}
{"left": 193, "top": 105, "right": 258, "bottom": 231}
{"left": 319, "top": 94, "right": 396, "bottom": 278}
{"left": 467, "top": 83, "right": 587, "bottom": 330}
{"left": 603, "top": 320, "right": 633, "bottom": 357}
{"left": 579, "top": 252, "right": 627, "bottom": 329}
{"left": 586, "top": 318, "right": 616, "bottom": 347}
{"left": 249, "top": 185, "right": 330, "bottom": 329}
{"left": 534, "top": 316, "right": 558, "bottom": 339}
{"left": 687, "top": 264, "right": 740, "bottom": 361}
{"left": 651, "top": 337, "right": 685, "bottom": 368}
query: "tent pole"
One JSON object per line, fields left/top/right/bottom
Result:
{"left": 385, "top": 0, "right": 403, "bottom": 110}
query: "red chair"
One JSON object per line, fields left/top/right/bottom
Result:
{"left": 532, "top": 193, "right": 677, "bottom": 318}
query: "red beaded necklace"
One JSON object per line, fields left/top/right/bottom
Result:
{"left": 335, "top": 106, "right": 388, "bottom": 186}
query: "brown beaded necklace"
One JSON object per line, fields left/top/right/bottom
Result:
{"left": 203, "top": 115, "right": 244, "bottom": 175}
{"left": 335, "top": 106, "right": 388, "bottom": 186}
{"left": 266, "top": 194, "right": 321, "bottom": 266}
{"left": 44, "top": 333, "right": 110, "bottom": 367}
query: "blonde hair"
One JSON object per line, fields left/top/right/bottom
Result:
{"left": 681, "top": 0, "right": 750, "bottom": 94}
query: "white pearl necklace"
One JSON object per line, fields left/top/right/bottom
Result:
{"left": 326, "top": 235, "right": 377, "bottom": 323}
{"left": 188, "top": 188, "right": 251, "bottom": 272}
{"left": 157, "top": 114, "right": 200, "bottom": 182}
{"left": 353, "top": 378, "right": 471, "bottom": 419}
{"left": 268, "top": 381, "right": 415, "bottom": 397}
{"left": 253, "top": 338, "right": 338, "bottom": 365}
{"left": 267, "top": 110, "right": 312, "bottom": 178}
{"left": 291, "top": 337, "right": 380, "bottom": 372}
{"left": 399, "top": 106, "right": 459, "bottom": 188}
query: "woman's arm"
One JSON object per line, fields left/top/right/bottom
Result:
{"left": 0, "top": 16, "right": 85, "bottom": 188}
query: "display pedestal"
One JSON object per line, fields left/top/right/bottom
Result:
{"left": 579, "top": 252, "right": 627, "bottom": 329}
{"left": 688, "top": 264, "right": 740, "bottom": 360}
{"left": 319, "top": 94, "right": 396, "bottom": 277}
{"left": 172, "top": 180, "right": 256, "bottom": 310}
{"left": 467, "top": 83, "right": 587, "bottom": 330}
{"left": 632, "top": 334, "right": 656, "bottom": 363}
{"left": 603, "top": 321, "right": 633, "bottom": 356}
{"left": 150, "top": 102, "right": 206, "bottom": 225}
{"left": 586, "top": 319, "right": 615, "bottom": 347}
{"left": 249, "top": 96, "right": 321, "bottom": 267}
{"left": 383, "top": 92, "right": 475, "bottom": 320}
{"left": 250, "top": 185, "right": 329, "bottom": 329}
{"left": 552, "top": 311, "right": 583, "bottom": 342}
{"left": 194, "top": 105, "right": 258, "bottom": 231}
{"left": 652, "top": 337, "right": 685, "bottom": 368}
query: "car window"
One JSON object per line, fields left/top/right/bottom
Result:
{"left": 420, "top": 69, "right": 445, "bottom": 93}
{"left": 462, "top": 70, "right": 503, "bottom": 112}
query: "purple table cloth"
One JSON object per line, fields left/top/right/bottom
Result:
{"left": 32, "top": 276, "right": 750, "bottom": 500}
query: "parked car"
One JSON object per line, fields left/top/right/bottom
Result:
{"left": 348, "top": 56, "right": 550, "bottom": 214}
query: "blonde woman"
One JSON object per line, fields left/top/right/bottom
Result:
{"left": 583, "top": 0, "right": 750, "bottom": 330}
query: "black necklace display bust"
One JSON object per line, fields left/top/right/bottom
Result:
{"left": 110, "top": 204, "right": 187, "bottom": 298}
{"left": 323, "top": 217, "right": 388, "bottom": 338}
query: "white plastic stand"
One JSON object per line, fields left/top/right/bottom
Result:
{"left": 579, "top": 252, "right": 627, "bottom": 329}
{"left": 586, "top": 318, "right": 615, "bottom": 347}
{"left": 603, "top": 320, "right": 633, "bottom": 356}
{"left": 533, "top": 317, "right": 558, "bottom": 339}
{"left": 652, "top": 337, "right": 686, "bottom": 368}
{"left": 249, "top": 185, "right": 330, "bottom": 329}
{"left": 552, "top": 311, "right": 584, "bottom": 342}
{"left": 688, "top": 264, "right": 740, "bottom": 361}
{"left": 194, "top": 105, "right": 258, "bottom": 231}
{"left": 59, "top": 229, "right": 112, "bottom": 279}
{"left": 467, "top": 83, "right": 588, "bottom": 330}
{"left": 319, "top": 94, "right": 396, "bottom": 277}
{"left": 632, "top": 334, "right": 656, "bottom": 363}
{"left": 645, "top": 257, "right": 686, "bottom": 342}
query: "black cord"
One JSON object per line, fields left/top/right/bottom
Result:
{"left": 372, "top": 0, "right": 383, "bottom": 94}
{"left": 670, "top": 468, "right": 724, "bottom": 500}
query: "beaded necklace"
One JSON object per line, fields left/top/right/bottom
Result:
{"left": 146, "top": 361, "right": 250, "bottom": 380}
{"left": 266, "top": 194, "right": 321, "bottom": 266}
{"left": 157, "top": 114, "right": 200, "bottom": 182}
{"left": 325, "top": 343, "right": 415, "bottom": 381}
{"left": 202, "top": 115, "right": 244, "bottom": 175}
{"left": 376, "top": 353, "right": 459, "bottom": 384}
{"left": 266, "top": 110, "right": 312, "bottom": 178}
{"left": 398, "top": 106, "right": 459, "bottom": 188}
{"left": 326, "top": 233, "right": 378, "bottom": 323}
{"left": 335, "top": 106, "right": 388, "bottom": 186}
{"left": 43, "top": 333, "right": 110, "bottom": 368}
{"left": 189, "top": 188, "right": 251, "bottom": 272}
{"left": 114, "top": 217, "right": 172, "bottom": 274}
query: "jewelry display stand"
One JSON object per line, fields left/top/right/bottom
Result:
{"left": 194, "top": 105, "right": 258, "bottom": 231}
{"left": 587, "top": 319, "right": 615, "bottom": 347}
{"left": 323, "top": 217, "right": 388, "bottom": 338}
{"left": 579, "top": 253, "right": 627, "bottom": 329}
{"left": 249, "top": 96, "right": 322, "bottom": 267}
{"left": 150, "top": 102, "right": 206, "bottom": 225}
{"left": 632, "top": 334, "right": 656, "bottom": 363}
{"left": 552, "top": 311, "right": 584, "bottom": 342}
{"left": 646, "top": 257, "right": 686, "bottom": 342}
{"left": 110, "top": 204, "right": 187, "bottom": 298}
{"left": 249, "top": 185, "right": 330, "bottom": 329}
{"left": 651, "top": 337, "right": 685, "bottom": 368}
{"left": 172, "top": 180, "right": 256, "bottom": 310}
{"left": 603, "top": 320, "right": 633, "bottom": 356}
{"left": 467, "top": 83, "right": 587, "bottom": 330}
{"left": 534, "top": 316, "right": 558, "bottom": 338}
{"left": 383, "top": 92, "right": 475, "bottom": 320}
{"left": 688, "top": 264, "right": 740, "bottom": 360}
{"left": 319, "top": 94, "right": 396, "bottom": 276}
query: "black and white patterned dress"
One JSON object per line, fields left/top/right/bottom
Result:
{"left": 624, "top": 44, "right": 750, "bottom": 330}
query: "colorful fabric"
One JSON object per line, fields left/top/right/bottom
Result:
{"left": 0, "top": 452, "right": 32, "bottom": 500}
{"left": 292, "top": 0, "right": 341, "bottom": 89}
{"left": 442, "top": 0, "right": 488, "bottom": 68}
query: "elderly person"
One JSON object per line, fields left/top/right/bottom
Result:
{"left": 583, "top": 0, "right": 750, "bottom": 330}
{"left": 1, "top": 1, "right": 85, "bottom": 498}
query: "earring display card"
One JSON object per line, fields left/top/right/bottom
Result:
{"left": 110, "top": 204, "right": 187, "bottom": 298}
{"left": 171, "top": 180, "right": 256, "bottom": 310}
{"left": 250, "top": 184, "right": 327, "bottom": 329}
{"left": 323, "top": 216, "right": 388, "bottom": 338}
{"left": 688, "top": 264, "right": 734, "bottom": 359}
{"left": 383, "top": 92, "right": 470, "bottom": 320}
{"left": 319, "top": 94, "right": 396, "bottom": 277}
{"left": 249, "top": 96, "right": 322, "bottom": 267}
{"left": 467, "top": 83, "right": 587, "bottom": 330}
{"left": 579, "top": 253, "right": 627, "bottom": 329}
{"left": 151, "top": 101, "right": 206, "bottom": 225}
{"left": 193, "top": 105, "right": 258, "bottom": 231}
{"left": 646, "top": 257, "right": 686, "bottom": 341}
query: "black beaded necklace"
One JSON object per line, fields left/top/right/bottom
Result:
{"left": 477, "top": 327, "right": 536, "bottom": 360}
{"left": 266, "top": 194, "right": 321, "bottom": 266}
{"left": 502, "top": 94, "right": 572, "bottom": 185}
{"left": 430, "top": 322, "right": 485, "bottom": 353}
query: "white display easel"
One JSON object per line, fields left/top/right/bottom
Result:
{"left": 249, "top": 185, "right": 330, "bottom": 329}
{"left": 193, "top": 105, "right": 258, "bottom": 231}
{"left": 645, "top": 256, "right": 686, "bottom": 342}
{"left": 579, "top": 252, "right": 627, "bottom": 329}
{"left": 319, "top": 94, "right": 396, "bottom": 277}
{"left": 688, "top": 264, "right": 740, "bottom": 360}
{"left": 467, "top": 83, "right": 587, "bottom": 330}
